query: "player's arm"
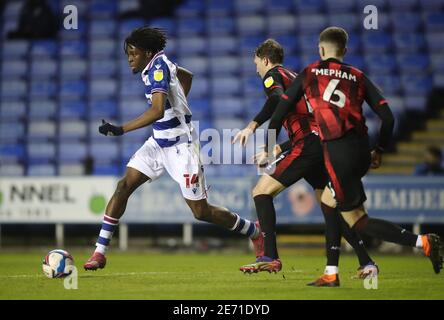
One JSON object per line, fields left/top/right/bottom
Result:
{"left": 122, "top": 92, "right": 166, "bottom": 133}
{"left": 364, "top": 74, "right": 395, "bottom": 168}
{"left": 177, "top": 66, "right": 193, "bottom": 97}
{"left": 265, "top": 74, "right": 304, "bottom": 152}
{"left": 98, "top": 92, "right": 167, "bottom": 136}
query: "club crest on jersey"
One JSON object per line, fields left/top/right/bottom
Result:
{"left": 264, "top": 76, "right": 274, "bottom": 88}
{"left": 154, "top": 69, "right": 164, "bottom": 82}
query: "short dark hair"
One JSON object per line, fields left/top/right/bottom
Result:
{"left": 319, "top": 27, "right": 348, "bottom": 56}
{"left": 124, "top": 27, "right": 167, "bottom": 54}
{"left": 427, "top": 146, "right": 442, "bottom": 159}
{"left": 254, "top": 39, "right": 284, "bottom": 64}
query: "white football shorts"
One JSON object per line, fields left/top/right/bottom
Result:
{"left": 127, "top": 137, "right": 207, "bottom": 200}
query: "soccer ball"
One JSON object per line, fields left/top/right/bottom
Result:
{"left": 42, "top": 249, "right": 74, "bottom": 279}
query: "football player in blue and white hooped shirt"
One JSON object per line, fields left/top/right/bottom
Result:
{"left": 84, "top": 27, "right": 263, "bottom": 270}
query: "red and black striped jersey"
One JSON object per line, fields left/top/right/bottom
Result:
{"left": 300, "top": 58, "right": 386, "bottom": 141}
{"left": 260, "top": 65, "right": 318, "bottom": 144}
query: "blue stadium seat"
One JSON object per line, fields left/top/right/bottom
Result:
{"left": 430, "top": 54, "right": 444, "bottom": 71}
{"left": 30, "top": 80, "right": 57, "bottom": 98}
{"left": 178, "top": 57, "right": 209, "bottom": 76}
{"left": 58, "top": 120, "right": 87, "bottom": 140}
{"left": 237, "top": 16, "right": 266, "bottom": 36}
{"left": 301, "top": 53, "right": 320, "bottom": 67}
{"left": 211, "top": 77, "right": 242, "bottom": 96}
{"left": 243, "top": 75, "right": 264, "bottom": 97}
{"left": 177, "top": 37, "right": 207, "bottom": 55}
{"left": 213, "top": 118, "right": 244, "bottom": 131}
{"left": 90, "top": 0, "right": 117, "bottom": 18}
{"left": 426, "top": 32, "right": 444, "bottom": 53}
{"left": 401, "top": 75, "right": 433, "bottom": 94}
{"left": 365, "top": 54, "right": 397, "bottom": 74}
{"left": 58, "top": 163, "right": 85, "bottom": 176}
{"left": 355, "top": 0, "right": 387, "bottom": 11}
{"left": 325, "top": 0, "right": 355, "bottom": 12}
{"left": 285, "top": 55, "right": 302, "bottom": 72}
{"left": 298, "top": 34, "right": 321, "bottom": 55}
{"left": 209, "top": 56, "right": 240, "bottom": 75}
{"left": 1, "top": 60, "right": 27, "bottom": 78}
{"left": 0, "top": 144, "right": 25, "bottom": 163}
{"left": 397, "top": 54, "right": 430, "bottom": 73}
{"left": 0, "top": 100, "right": 26, "bottom": 120}
{"left": 29, "top": 100, "right": 57, "bottom": 119}
{"left": 60, "top": 100, "right": 87, "bottom": 119}
{"left": 328, "top": 14, "right": 359, "bottom": 32}
{"left": 119, "top": 78, "right": 145, "bottom": 97}
{"left": 90, "top": 141, "right": 120, "bottom": 162}
{"left": 298, "top": 14, "right": 327, "bottom": 33}
{"left": 176, "top": 0, "right": 205, "bottom": 18}
{"left": 294, "top": 0, "right": 325, "bottom": 13}
{"left": 60, "top": 59, "right": 87, "bottom": 79}
{"left": 267, "top": 14, "right": 297, "bottom": 35}
{"left": 369, "top": 74, "right": 402, "bottom": 95}
{"left": 60, "top": 40, "right": 87, "bottom": 57}
{"left": 89, "top": 100, "right": 118, "bottom": 119}
{"left": 177, "top": 18, "right": 205, "bottom": 36}
{"left": 27, "top": 164, "right": 56, "bottom": 176}
{"left": 89, "top": 39, "right": 117, "bottom": 58}
{"left": 273, "top": 35, "right": 298, "bottom": 53}
{"left": 240, "top": 55, "right": 258, "bottom": 75}
{"left": 362, "top": 32, "right": 393, "bottom": 53}
{"left": 387, "top": 0, "right": 418, "bottom": 11}
{"left": 188, "top": 77, "right": 209, "bottom": 99}
{"left": 391, "top": 13, "right": 422, "bottom": 32}
{"left": 1, "top": 40, "right": 29, "bottom": 58}
{"left": 0, "top": 121, "right": 25, "bottom": 143}
{"left": 119, "top": 98, "right": 147, "bottom": 119}
{"left": 119, "top": 18, "right": 146, "bottom": 38}
{"left": 207, "top": 17, "right": 236, "bottom": 35}
{"left": 122, "top": 141, "right": 140, "bottom": 160}
{"left": 28, "top": 121, "right": 56, "bottom": 140}
{"left": 424, "top": 12, "right": 444, "bottom": 31}
{"left": 58, "top": 19, "right": 88, "bottom": 40}
{"left": 58, "top": 142, "right": 87, "bottom": 162}
{"left": 212, "top": 98, "right": 244, "bottom": 118}
{"left": 27, "top": 143, "right": 56, "bottom": 162}
{"left": 265, "top": 0, "right": 294, "bottom": 14}
{"left": 188, "top": 99, "right": 211, "bottom": 118}
{"left": 1, "top": 80, "right": 27, "bottom": 99}
{"left": 0, "top": 164, "right": 25, "bottom": 176}
{"left": 60, "top": 80, "right": 87, "bottom": 98}
{"left": 90, "top": 20, "right": 117, "bottom": 37}
{"left": 90, "top": 59, "right": 117, "bottom": 78}
{"left": 208, "top": 36, "right": 238, "bottom": 55}
{"left": 207, "top": 0, "right": 233, "bottom": 17}
{"left": 31, "top": 40, "right": 57, "bottom": 58}
{"left": 419, "top": 0, "right": 444, "bottom": 11}
{"left": 90, "top": 80, "right": 117, "bottom": 98}
{"left": 234, "top": 0, "right": 264, "bottom": 15}
{"left": 244, "top": 97, "right": 266, "bottom": 119}
{"left": 93, "top": 163, "right": 121, "bottom": 176}
{"left": 30, "top": 59, "right": 57, "bottom": 79}
{"left": 148, "top": 18, "right": 177, "bottom": 36}
{"left": 239, "top": 36, "right": 266, "bottom": 55}
{"left": 393, "top": 33, "right": 426, "bottom": 53}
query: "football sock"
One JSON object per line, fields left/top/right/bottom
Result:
{"left": 339, "top": 213, "right": 372, "bottom": 266}
{"left": 94, "top": 214, "right": 119, "bottom": 255}
{"left": 321, "top": 203, "right": 341, "bottom": 267}
{"left": 353, "top": 215, "right": 417, "bottom": 247}
{"left": 324, "top": 265, "right": 339, "bottom": 275}
{"left": 253, "top": 194, "right": 279, "bottom": 259}
{"left": 230, "top": 213, "right": 260, "bottom": 240}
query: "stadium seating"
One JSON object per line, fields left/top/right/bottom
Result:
{"left": 0, "top": 0, "right": 441, "bottom": 176}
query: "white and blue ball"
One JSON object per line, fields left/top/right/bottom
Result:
{"left": 42, "top": 249, "right": 74, "bottom": 278}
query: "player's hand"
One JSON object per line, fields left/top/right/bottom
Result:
{"left": 273, "top": 144, "right": 282, "bottom": 157}
{"left": 99, "top": 119, "right": 124, "bottom": 136}
{"left": 370, "top": 150, "right": 382, "bottom": 169}
{"left": 253, "top": 150, "right": 269, "bottom": 168}
{"left": 232, "top": 127, "right": 254, "bottom": 147}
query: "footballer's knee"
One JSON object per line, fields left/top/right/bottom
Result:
{"left": 188, "top": 200, "right": 212, "bottom": 222}
{"left": 115, "top": 177, "right": 136, "bottom": 197}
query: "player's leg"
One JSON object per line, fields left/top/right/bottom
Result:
{"left": 85, "top": 138, "right": 164, "bottom": 270}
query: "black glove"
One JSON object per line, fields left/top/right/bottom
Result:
{"left": 99, "top": 119, "right": 124, "bottom": 136}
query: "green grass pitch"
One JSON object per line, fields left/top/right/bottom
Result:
{"left": 1, "top": 251, "right": 443, "bottom": 300}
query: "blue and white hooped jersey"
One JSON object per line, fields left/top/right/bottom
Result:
{"left": 141, "top": 51, "right": 194, "bottom": 148}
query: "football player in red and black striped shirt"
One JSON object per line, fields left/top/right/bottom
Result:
{"left": 269, "top": 27, "right": 443, "bottom": 282}
{"left": 233, "top": 39, "right": 375, "bottom": 280}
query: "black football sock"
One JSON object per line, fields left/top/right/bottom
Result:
{"left": 253, "top": 194, "right": 279, "bottom": 259}
{"left": 353, "top": 215, "right": 417, "bottom": 247}
{"left": 320, "top": 203, "right": 341, "bottom": 267}
{"left": 338, "top": 213, "right": 372, "bottom": 266}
